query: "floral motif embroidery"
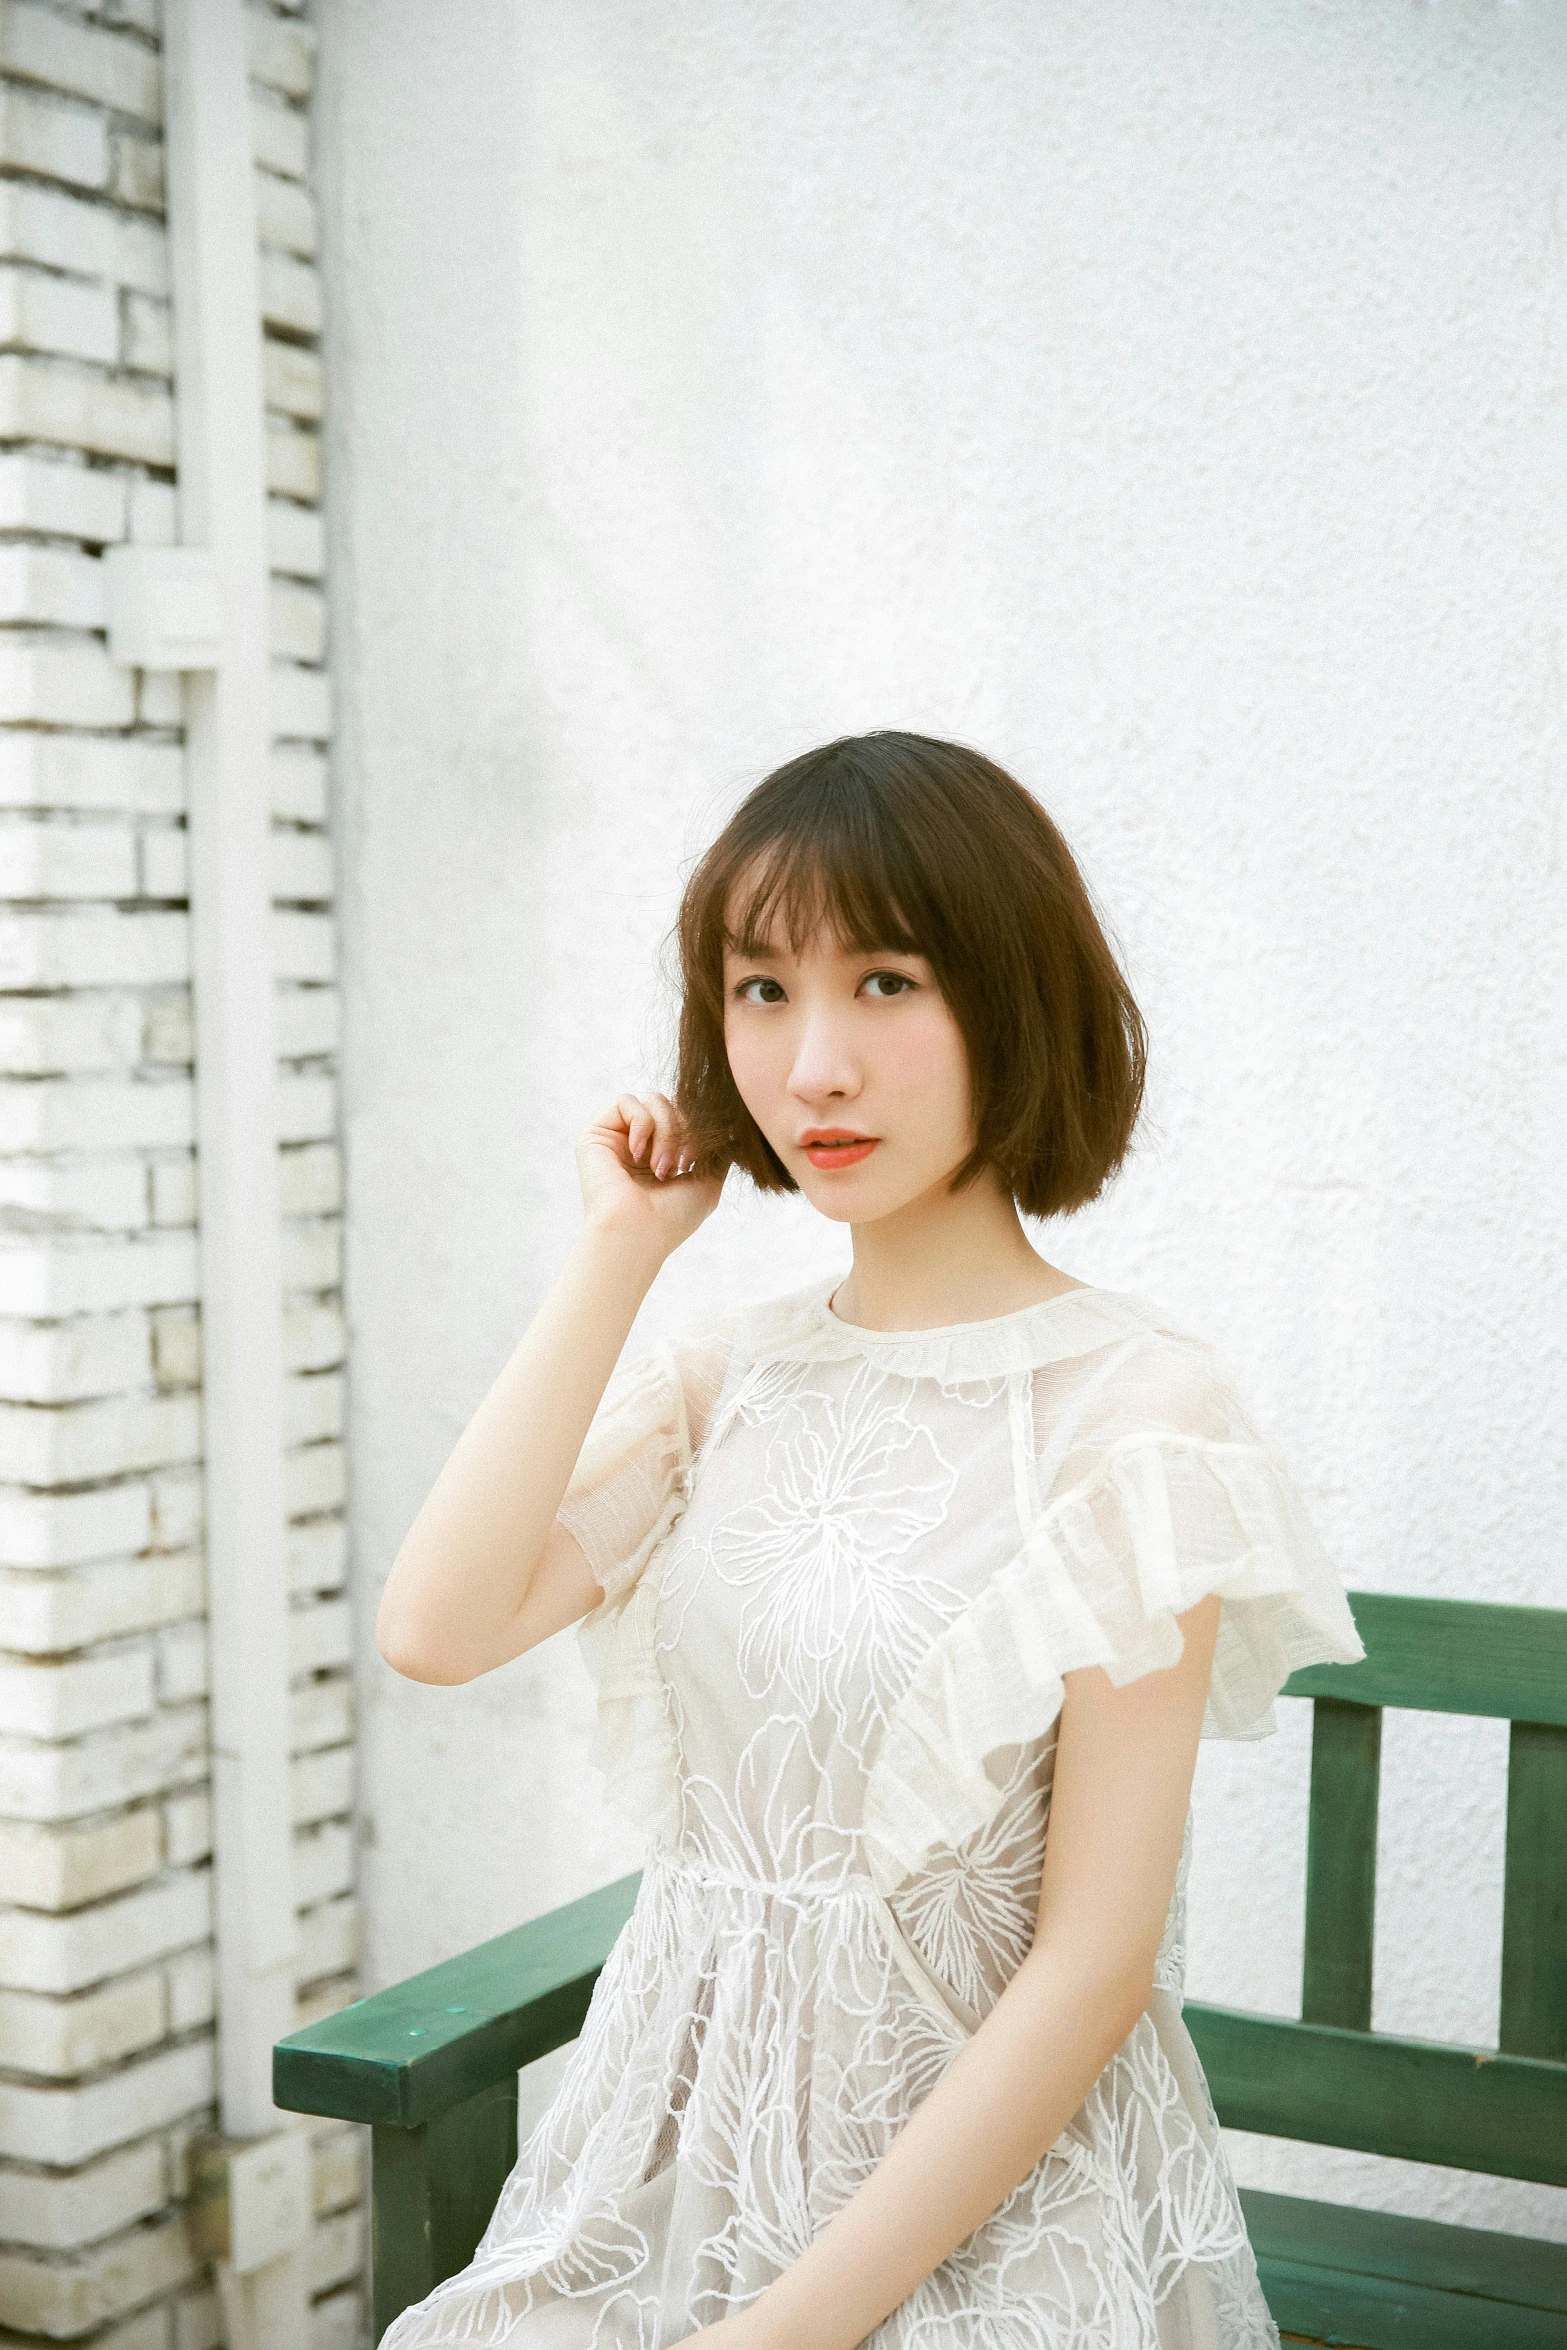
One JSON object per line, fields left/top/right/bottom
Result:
{"left": 590, "top": 2295, "right": 660, "bottom": 2350}
{"left": 887, "top": 1740, "right": 1052, "bottom": 2017}
{"left": 709, "top": 1363, "right": 965, "bottom": 1739}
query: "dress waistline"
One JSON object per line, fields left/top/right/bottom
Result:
{"left": 644, "top": 1843, "right": 983, "bottom": 2037}
{"left": 648, "top": 1842, "right": 880, "bottom": 1909}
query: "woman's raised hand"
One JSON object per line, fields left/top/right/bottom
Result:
{"left": 379, "top": 1094, "right": 724, "bottom": 1688}
{"left": 576, "top": 1092, "right": 725, "bottom": 1257}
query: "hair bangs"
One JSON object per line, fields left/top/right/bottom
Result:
{"left": 722, "top": 801, "right": 923, "bottom": 961}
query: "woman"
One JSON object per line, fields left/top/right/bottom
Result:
{"left": 376, "top": 731, "right": 1364, "bottom": 2348}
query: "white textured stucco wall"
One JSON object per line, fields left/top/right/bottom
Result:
{"left": 316, "top": 0, "right": 1566, "bottom": 2239}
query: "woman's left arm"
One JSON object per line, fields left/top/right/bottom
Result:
{"left": 692, "top": 1590, "right": 1223, "bottom": 2350}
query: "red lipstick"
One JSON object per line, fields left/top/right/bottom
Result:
{"left": 800, "top": 1127, "right": 879, "bottom": 1171}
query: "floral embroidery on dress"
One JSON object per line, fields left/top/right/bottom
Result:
{"left": 590, "top": 2295, "right": 660, "bottom": 2350}
{"left": 885, "top": 1738, "right": 1052, "bottom": 2018}
{"left": 383, "top": 1278, "right": 1364, "bottom": 2350}
{"left": 709, "top": 1363, "right": 965, "bottom": 1739}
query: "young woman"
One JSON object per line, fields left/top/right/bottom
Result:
{"left": 376, "top": 732, "right": 1364, "bottom": 2350}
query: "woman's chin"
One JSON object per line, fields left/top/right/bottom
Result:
{"left": 802, "top": 1191, "right": 862, "bottom": 1226}
{"left": 796, "top": 1165, "right": 935, "bottom": 1229}
{"left": 795, "top": 1165, "right": 888, "bottom": 1224}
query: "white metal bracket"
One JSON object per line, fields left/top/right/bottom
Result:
{"left": 213, "top": 2253, "right": 312, "bottom": 2350}
{"left": 103, "top": 543, "right": 224, "bottom": 670}
{"left": 188, "top": 2128, "right": 313, "bottom": 2347}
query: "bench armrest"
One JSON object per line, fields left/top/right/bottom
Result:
{"left": 273, "top": 1869, "right": 641, "bottom": 2128}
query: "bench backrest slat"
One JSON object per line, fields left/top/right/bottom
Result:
{"left": 1302, "top": 1695, "right": 1381, "bottom": 2032}
{"left": 1182, "top": 2006, "right": 1567, "bottom": 2186}
{"left": 1501, "top": 1720, "right": 1567, "bottom": 2062}
{"left": 1285, "top": 1593, "right": 1567, "bottom": 1724}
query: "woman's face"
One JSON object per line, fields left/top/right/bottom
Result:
{"left": 721, "top": 909, "right": 978, "bottom": 1226}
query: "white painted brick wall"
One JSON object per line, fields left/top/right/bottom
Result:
{"left": 256, "top": 166, "right": 317, "bottom": 257}
{"left": 0, "top": 811, "right": 132, "bottom": 895}
{"left": 0, "top": 546, "right": 109, "bottom": 632}
{"left": 0, "top": 1870, "right": 212, "bottom": 1997}
{"left": 0, "top": 450, "right": 128, "bottom": 541}
{"left": 268, "top": 500, "right": 325, "bottom": 580}
{"left": 0, "top": 1707, "right": 208, "bottom": 1819}
{"left": 1, "top": 1556, "right": 206, "bottom": 1656}
{"left": 0, "top": 906, "right": 189, "bottom": 988}
{"left": 17, "top": 1006, "right": 151, "bottom": 1087}
{"left": 0, "top": 1308, "right": 154, "bottom": 1402}
{"left": 251, "top": 93, "right": 309, "bottom": 182}
{"left": 112, "top": 124, "right": 164, "bottom": 213}
{"left": 0, "top": 5, "right": 162, "bottom": 123}
{"left": 2, "top": 2135, "right": 167, "bottom": 2250}
{"left": 273, "top": 906, "right": 335, "bottom": 980}
{"left": 0, "top": 261, "right": 119, "bottom": 364}
{"left": 0, "top": 1154, "right": 151, "bottom": 1229}
{"left": 0, "top": 636, "right": 137, "bottom": 726}
{"left": 122, "top": 286, "right": 172, "bottom": 375}
{"left": 0, "top": 1481, "right": 152, "bottom": 1568}
{"left": 0, "top": 3, "right": 358, "bottom": 2334}
{"left": 0, "top": 735, "right": 185, "bottom": 814}
{"left": 0, "top": 351, "right": 176, "bottom": 465}
{"left": 0, "top": 176, "right": 167, "bottom": 295}
{"left": 0, "top": 2037, "right": 216, "bottom": 2164}
{"left": 267, "top": 413, "right": 320, "bottom": 499}
{"left": 0, "top": 1806, "right": 161, "bottom": 1906}
{"left": 260, "top": 247, "right": 322, "bottom": 335}
{"left": 0, "top": 1966, "right": 169, "bottom": 2076}
{"left": 127, "top": 471, "right": 177, "bottom": 543}
{"left": 0, "top": 2206, "right": 200, "bottom": 2333}
{"left": 0, "top": 81, "right": 110, "bottom": 192}
{"left": 277, "top": 984, "right": 339, "bottom": 1058}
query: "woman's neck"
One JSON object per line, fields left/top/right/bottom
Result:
{"left": 831, "top": 1171, "right": 1086, "bottom": 1333}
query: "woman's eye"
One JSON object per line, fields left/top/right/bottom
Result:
{"left": 735, "top": 976, "right": 786, "bottom": 1005}
{"left": 861, "top": 970, "right": 915, "bottom": 998}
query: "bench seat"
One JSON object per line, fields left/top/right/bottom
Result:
{"left": 1241, "top": 2188, "right": 1567, "bottom": 2348}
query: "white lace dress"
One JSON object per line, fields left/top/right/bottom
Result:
{"left": 382, "top": 1280, "right": 1365, "bottom": 2350}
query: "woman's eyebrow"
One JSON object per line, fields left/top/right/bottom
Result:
{"left": 845, "top": 942, "right": 926, "bottom": 964}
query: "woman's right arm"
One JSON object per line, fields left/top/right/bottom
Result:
{"left": 375, "top": 1094, "right": 723, "bottom": 1685}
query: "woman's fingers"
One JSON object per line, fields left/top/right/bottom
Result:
{"left": 603, "top": 1093, "right": 696, "bottom": 1181}
{"left": 658, "top": 1099, "right": 708, "bottom": 1182}
{"left": 611, "top": 1093, "right": 656, "bottom": 1168}
{"left": 647, "top": 1092, "right": 682, "bottom": 1180}
{"left": 577, "top": 1097, "right": 721, "bottom": 1250}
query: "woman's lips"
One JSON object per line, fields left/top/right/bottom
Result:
{"left": 800, "top": 1131, "right": 879, "bottom": 1171}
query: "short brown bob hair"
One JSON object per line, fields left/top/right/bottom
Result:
{"left": 675, "top": 731, "right": 1147, "bottom": 1219}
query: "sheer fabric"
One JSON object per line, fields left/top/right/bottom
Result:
{"left": 383, "top": 1280, "right": 1364, "bottom": 2349}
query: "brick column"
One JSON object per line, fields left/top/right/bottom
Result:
{"left": 0, "top": 4, "right": 360, "bottom": 2343}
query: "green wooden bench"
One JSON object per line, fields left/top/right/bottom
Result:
{"left": 274, "top": 1592, "right": 1567, "bottom": 2345}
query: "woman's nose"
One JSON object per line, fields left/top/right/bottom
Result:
{"left": 787, "top": 1008, "right": 860, "bottom": 1103}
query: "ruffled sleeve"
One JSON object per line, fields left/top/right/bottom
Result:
{"left": 862, "top": 1419, "right": 1365, "bottom": 1891}
{"left": 557, "top": 1347, "right": 691, "bottom": 1606}
{"left": 559, "top": 1347, "right": 693, "bottom": 1844}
